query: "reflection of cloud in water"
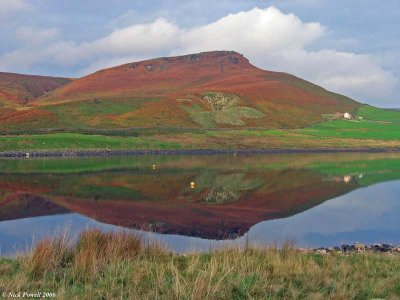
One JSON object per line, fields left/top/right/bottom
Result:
{"left": 1, "top": 180, "right": 399, "bottom": 253}
{"left": 249, "top": 181, "right": 400, "bottom": 247}
{"left": 0, "top": 214, "right": 111, "bottom": 255}
{"left": 0, "top": 214, "right": 237, "bottom": 254}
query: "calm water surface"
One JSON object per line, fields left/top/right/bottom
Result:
{"left": 0, "top": 153, "right": 399, "bottom": 254}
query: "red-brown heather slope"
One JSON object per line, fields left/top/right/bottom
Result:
{"left": 34, "top": 51, "right": 360, "bottom": 129}
{"left": 0, "top": 72, "right": 72, "bottom": 106}
{"left": 0, "top": 51, "right": 360, "bottom": 130}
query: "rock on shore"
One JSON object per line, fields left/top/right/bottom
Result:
{"left": 300, "top": 243, "right": 400, "bottom": 255}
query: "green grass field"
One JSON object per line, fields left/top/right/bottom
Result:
{"left": 0, "top": 105, "right": 399, "bottom": 152}
{"left": 299, "top": 106, "right": 400, "bottom": 140}
{"left": 0, "top": 133, "right": 181, "bottom": 152}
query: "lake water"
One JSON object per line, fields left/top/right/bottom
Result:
{"left": 1, "top": 153, "right": 400, "bottom": 255}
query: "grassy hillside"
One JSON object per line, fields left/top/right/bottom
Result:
{"left": 299, "top": 106, "right": 400, "bottom": 140}
{"left": 0, "top": 51, "right": 360, "bottom": 131}
{"left": 0, "top": 105, "right": 399, "bottom": 152}
{"left": 1, "top": 230, "right": 400, "bottom": 299}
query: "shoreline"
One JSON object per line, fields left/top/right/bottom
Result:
{"left": 2, "top": 241, "right": 400, "bottom": 258}
{"left": 1, "top": 147, "right": 400, "bottom": 158}
{"left": 301, "top": 243, "right": 400, "bottom": 255}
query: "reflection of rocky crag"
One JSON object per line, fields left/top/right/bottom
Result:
{"left": 203, "top": 188, "right": 240, "bottom": 204}
{"left": 0, "top": 167, "right": 358, "bottom": 239}
{"left": 195, "top": 173, "right": 263, "bottom": 204}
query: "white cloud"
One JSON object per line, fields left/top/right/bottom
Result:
{"left": 16, "top": 26, "right": 58, "bottom": 46}
{"left": 0, "top": 6, "right": 398, "bottom": 105}
{"left": 93, "top": 18, "right": 181, "bottom": 57}
{"left": 178, "top": 7, "right": 324, "bottom": 55}
{"left": 251, "top": 49, "right": 398, "bottom": 102}
{"left": 0, "top": 0, "right": 29, "bottom": 17}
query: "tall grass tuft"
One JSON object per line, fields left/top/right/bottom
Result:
{"left": 1, "top": 230, "right": 399, "bottom": 299}
{"left": 25, "top": 230, "right": 72, "bottom": 278}
{"left": 24, "top": 229, "right": 167, "bottom": 281}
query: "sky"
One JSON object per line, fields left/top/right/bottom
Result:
{"left": 0, "top": 0, "right": 399, "bottom": 107}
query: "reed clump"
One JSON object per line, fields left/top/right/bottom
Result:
{"left": 1, "top": 229, "right": 400, "bottom": 299}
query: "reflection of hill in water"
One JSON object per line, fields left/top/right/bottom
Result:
{"left": 1, "top": 153, "right": 400, "bottom": 239}
{"left": 0, "top": 193, "right": 68, "bottom": 221}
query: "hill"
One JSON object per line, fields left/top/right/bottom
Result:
{"left": 0, "top": 72, "right": 72, "bottom": 107}
{"left": 1, "top": 51, "right": 359, "bottom": 131}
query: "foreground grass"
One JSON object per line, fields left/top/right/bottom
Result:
{"left": 1, "top": 230, "right": 400, "bottom": 299}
